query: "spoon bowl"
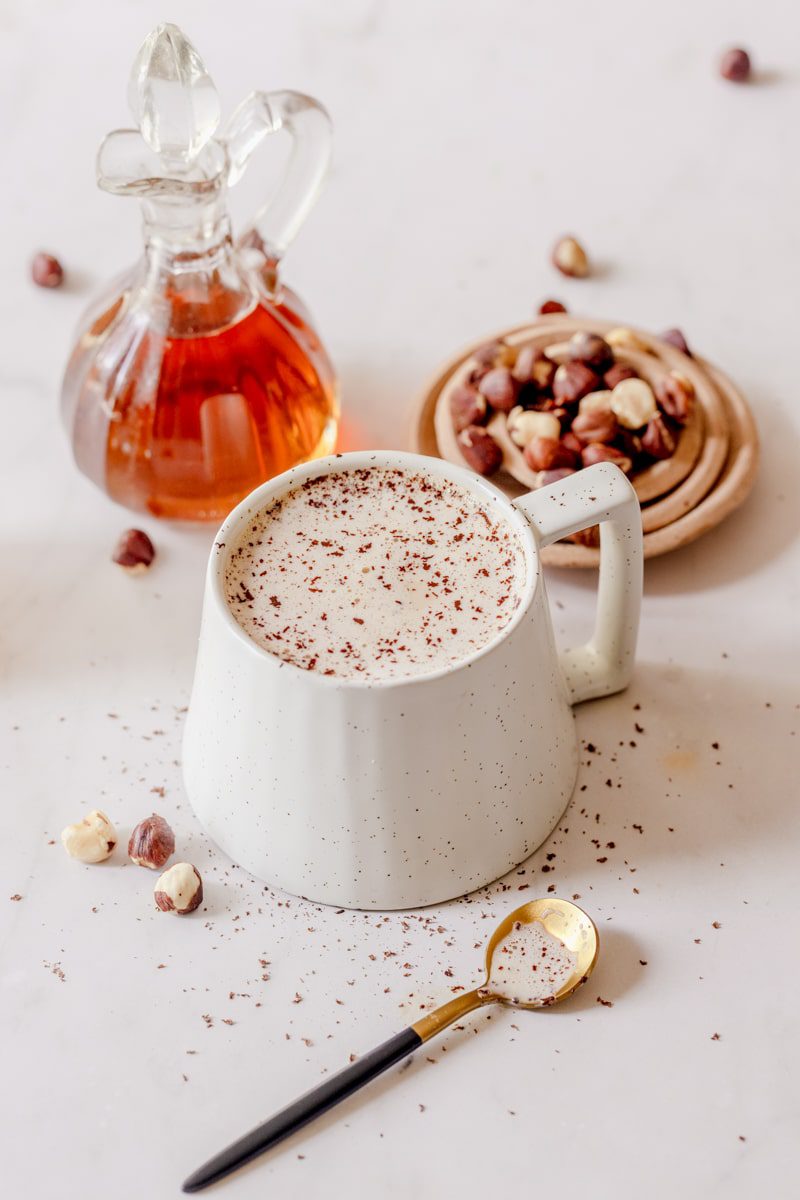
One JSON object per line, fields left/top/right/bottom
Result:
{"left": 482, "top": 897, "right": 599, "bottom": 1008}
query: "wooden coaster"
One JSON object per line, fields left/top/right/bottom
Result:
{"left": 412, "top": 319, "right": 758, "bottom": 567}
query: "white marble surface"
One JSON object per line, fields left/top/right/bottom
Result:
{"left": 2, "top": 1, "right": 799, "bottom": 1197}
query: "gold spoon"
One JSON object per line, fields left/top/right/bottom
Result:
{"left": 183, "top": 898, "right": 598, "bottom": 1192}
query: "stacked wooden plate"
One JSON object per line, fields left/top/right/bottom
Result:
{"left": 411, "top": 316, "right": 759, "bottom": 567}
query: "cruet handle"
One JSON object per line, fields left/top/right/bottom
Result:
{"left": 224, "top": 90, "right": 332, "bottom": 262}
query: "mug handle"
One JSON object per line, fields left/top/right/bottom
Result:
{"left": 513, "top": 463, "right": 643, "bottom": 705}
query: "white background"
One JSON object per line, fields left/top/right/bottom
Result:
{"left": 1, "top": 2, "right": 798, "bottom": 1198}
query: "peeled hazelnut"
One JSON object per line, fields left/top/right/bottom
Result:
{"left": 154, "top": 862, "right": 203, "bottom": 915}
{"left": 571, "top": 409, "right": 619, "bottom": 445}
{"left": 128, "top": 813, "right": 175, "bottom": 870}
{"left": 656, "top": 371, "right": 695, "bottom": 424}
{"left": 113, "top": 529, "right": 156, "bottom": 573}
{"left": 538, "top": 299, "right": 567, "bottom": 315}
{"left": 581, "top": 443, "right": 633, "bottom": 473}
{"left": 641, "top": 414, "right": 678, "bottom": 460}
{"left": 31, "top": 252, "right": 64, "bottom": 288}
{"left": 720, "top": 48, "right": 751, "bottom": 82}
{"left": 578, "top": 389, "right": 614, "bottom": 416}
{"left": 605, "top": 327, "right": 651, "bottom": 354}
{"left": 458, "top": 426, "right": 503, "bottom": 476}
{"left": 450, "top": 384, "right": 487, "bottom": 433}
{"left": 551, "top": 236, "right": 589, "bottom": 279}
{"left": 477, "top": 367, "right": 518, "bottom": 412}
{"left": 61, "top": 810, "right": 117, "bottom": 863}
{"left": 566, "top": 332, "right": 613, "bottom": 372}
{"left": 524, "top": 437, "right": 562, "bottom": 472}
{"left": 603, "top": 363, "right": 638, "bottom": 390}
{"left": 512, "top": 345, "right": 556, "bottom": 391}
{"left": 507, "top": 407, "right": 561, "bottom": 447}
{"left": 553, "top": 361, "right": 600, "bottom": 404}
{"left": 610, "top": 378, "right": 658, "bottom": 429}
{"left": 660, "top": 328, "right": 692, "bottom": 357}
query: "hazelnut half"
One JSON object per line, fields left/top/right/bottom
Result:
{"left": 128, "top": 813, "right": 176, "bottom": 870}
{"left": 610, "top": 378, "right": 658, "bottom": 430}
{"left": 551, "top": 236, "right": 589, "bottom": 278}
{"left": 113, "top": 529, "right": 156, "bottom": 574}
{"left": 61, "top": 810, "right": 117, "bottom": 863}
{"left": 154, "top": 863, "right": 203, "bottom": 915}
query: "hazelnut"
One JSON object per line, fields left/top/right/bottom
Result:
{"left": 571, "top": 409, "right": 619, "bottom": 445}
{"left": 605, "top": 327, "right": 651, "bottom": 354}
{"left": 656, "top": 371, "right": 695, "bottom": 424}
{"left": 581, "top": 443, "right": 633, "bottom": 474}
{"left": 477, "top": 367, "right": 518, "bottom": 412}
{"left": 154, "top": 862, "right": 203, "bottom": 915}
{"left": 560, "top": 430, "right": 583, "bottom": 457}
{"left": 458, "top": 426, "right": 503, "bottom": 476}
{"left": 450, "top": 384, "right": 487, "bottom": 433}
{"left": 31, "top": 252, "right": 64, "bottom": 288}
{"left": 641, "top": 414, "right": 678, "bottom": 460}
{"left": 578, "top": 389, "right": 614, "bottom": 416}
{"left": 512, "top": 345, "right": 556, "bottom": 390}
{"left": 537, "top": 467, "right": 577, "bottom": 487}
{"left": 507, "top": 407, "right": 561, "bottom": 447}
{"left": 720, "top": 48, "right": 751, "bottom": 83}
{"left": 553, "top": 361, "right": 600, "bottom": 404}
{"left": 128, "top": 813, "right": 176, "bottom": 870}
{"left": 603, "top": 363, "right": 638, "bottom": 390}
{"left": 473, "top": 341, "right": 517, "bottom": 369}
{"left": 61, "top": 810, "right": 117, "bottom": 863}
{"left": 523, "top": 437, "right": 562, "bottom": 472}
{"left": 610, "top": 378, "right": 658, "bottom": 429}
{"left": 538, "top": 299, "right": 567, "bottom": 315}
{"left": 113, "top": 529, "right": 156, "bottom": 573}
{"left": 660, "top": 328, "right": 692, "bottom": 357}
{"left": 551, "top": 236, "right": 589, "bottom": 278}
{"left": 566, "top": 332, "right": 613, "bottom": 372}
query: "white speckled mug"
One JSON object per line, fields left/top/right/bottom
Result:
{"left": 183, "top": 452, "right": 641, "bottom": 909}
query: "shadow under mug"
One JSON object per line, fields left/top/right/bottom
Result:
{"left": 183, "top": 451, "right": 642, "bottom": 909}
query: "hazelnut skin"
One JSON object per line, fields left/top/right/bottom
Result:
{"left": 656, "top": 372, "right": 695, "bottom": 424}
{"left": 61, "top": 810, "right": 117, "bottom": 863}
{"left": 660, "top": 328, "right": 692, "bottom": 357}
{"left": 128, "top": 813, "right": 176, "bottom": 870}
{"left": 571, "top": 409, "right": 619, "bottom": 445}
{"left": 641, "top": 414, "right": 678, "bottom": 460}
{"left": 603, "top": 363, "right": 638, "bottom": 390}
{"left": 154, "top": 863, "right": 203, "bottom": 915}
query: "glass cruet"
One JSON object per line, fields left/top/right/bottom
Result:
{"left": 61, "top": 23, "right": 339, "bottom": 522}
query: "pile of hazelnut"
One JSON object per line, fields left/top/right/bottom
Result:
{"left": 61, "top": 809, "right": 203, "bottom": 915}
{"left": 452, "top": 328, "right": 695, "bottom": 486}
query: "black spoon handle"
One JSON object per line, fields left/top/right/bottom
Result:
{"left": 182, "top": 1027, "right": 422, "bottom": 1193}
